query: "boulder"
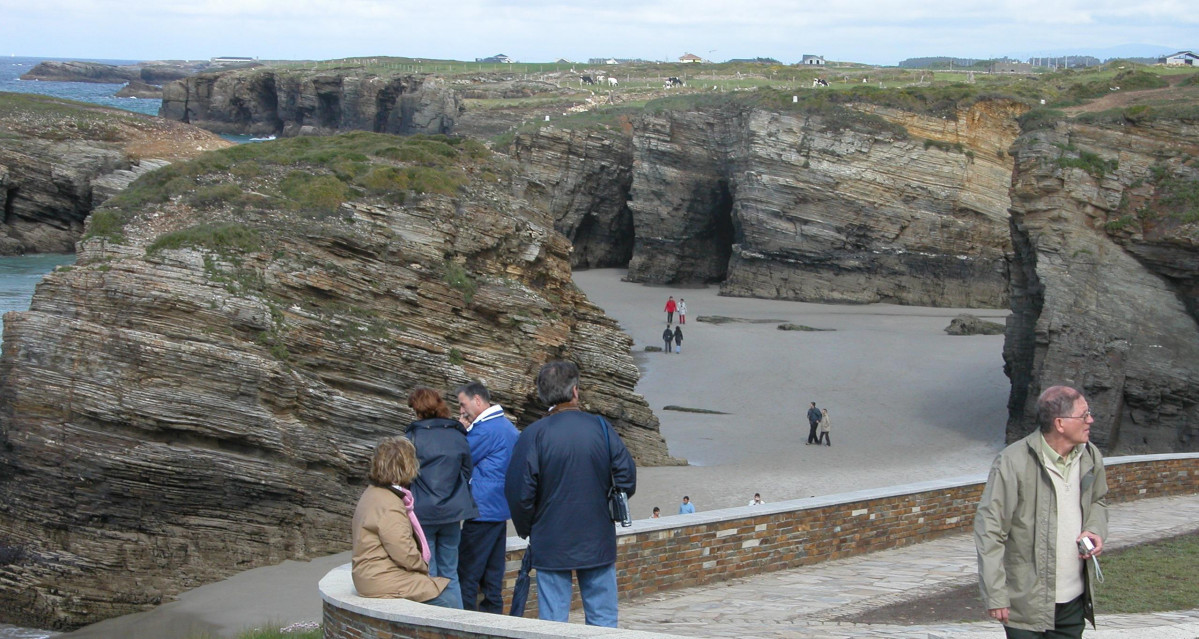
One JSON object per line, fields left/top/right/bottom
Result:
{"left": 944, "top": 314, "right": 1005, "bottom": 335}
{"left": 114, "top": 81, "right": 162, "bottom": 99}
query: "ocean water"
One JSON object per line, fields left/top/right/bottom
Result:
{"left": 0, "top": 56, "right": 162, "bottom": 116}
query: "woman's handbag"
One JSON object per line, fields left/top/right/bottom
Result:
{"left": 601, "top": 417, "right": 633, "bottom": 527}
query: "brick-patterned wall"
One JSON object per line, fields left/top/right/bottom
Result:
{"left": 324, "top": 454, "right": 1197, "bottom": 639}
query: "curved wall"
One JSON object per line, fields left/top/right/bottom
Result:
{"left": 322, "top": 454, "right": 1198, "bottom": 639}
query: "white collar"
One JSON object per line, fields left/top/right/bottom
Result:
{"left": 467, "top": 404, "right": 505, "bottom": 432}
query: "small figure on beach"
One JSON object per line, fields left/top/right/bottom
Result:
{"left": 455, "top": 381, "right": 519, "bottom": 614}
{"left": 662, "top": 324, "right": 674, "bottom": 354}
{"left": 818, "top": 408, "right": 831, "bottom": 446}
{"left": 748, "top": 493, "right": 765, "bottom": 506}
{"left": 404, "top": 388, "right": 478, "bottom": 609}
{"left": 673, "top": 325, "right": 683, "bottom": 353}
{"left": 678, "top": 496, "right": 695, "bottom": 514}
{"left": 974, "top": 385, "right": 1107, "bottom": 636}
{"left": 651, "top": 506, "right": 661, "bottom": 518}
{"left": 350, "top": 436, "right": 458, "bottom": 607}
{"left": 664, "top": 296, "right": 677, "bottom": 324}
{"left": 806, "top": 402, "right": 822, "bottom": 445}
{"left": 504, "top": 360, "right": 636, "bottom": 627}
{"left": 678, "top": 298, "right": 687, "bottom": 325}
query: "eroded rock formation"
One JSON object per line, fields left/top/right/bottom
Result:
{"left": 1004, "top": 118, "right": 1199, "bottom": 452}
{"left": 512, "top": 99, "right": 1024, "bottom": 307}
{"left": 511, "top": 126, "right": 635, "bottom": 268}
{"left": 160, "top": 68, "right": 463, "bottom": 138}
{"left": 0, "top": 94, "right": 231, "bottom": 254}
{"left": 0, "top": 133, "right": 676, "bottom": 629}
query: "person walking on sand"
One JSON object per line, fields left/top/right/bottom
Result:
{"left": 806, "top": 402, "right": 822, "bottom": 445}
{"left": 974, "top": 385, "right": 1107, "bottom": 638}
{"left": 673, "top": 325, "right": 683, "bottom": 354}
{"left": 664, "top": 296, "right": 677, "bottom": 324}
{"left": 678, "top": 496, "right": 695, "bottom": 514}
{"left": 504, "top": 360, "right": 636, "bottom": 627}
{"left": 678, "top": 298, "right": 687, "bottom": 325}
{"left": 818, "top": 408, "right": 832, "bottom": 446}
{"left": 662, "top": 324, "right": 674, "bottom": 354}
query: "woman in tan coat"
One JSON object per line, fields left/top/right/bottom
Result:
{"left": 351, "top": 436, "right": 454, "bottom": 606}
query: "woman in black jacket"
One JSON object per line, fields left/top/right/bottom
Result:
{"left": 405, "top": 387, "right": 478, "bottom": 609}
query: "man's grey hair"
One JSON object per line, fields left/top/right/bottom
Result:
{"left": 1036, "top": 385, "right": 1083, "bottom": 433}
{"left": 536, "top": 360, "right": 579, "bottom": 406}
{"left": 455, "top": 381, "right": 491, "bottom": 403}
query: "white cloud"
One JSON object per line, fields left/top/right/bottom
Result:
{"left": 0, "top": 0, "right": 1191, "bottom": 63}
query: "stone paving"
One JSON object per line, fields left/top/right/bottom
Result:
{"left": 598, "top": 494, "right": 1199, "bottom": 639}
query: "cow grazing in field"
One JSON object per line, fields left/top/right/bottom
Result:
{"left": 812, "top": 78, "right": 829, "bottom": 88}
{"left": 664, "top": 76, "right": 684, "bottom": 88}
{"left": 607, "top": 76, "right": 619, "bottom": 86}
{"left": 581, "top": 75, "right": 595, "bottom": 85}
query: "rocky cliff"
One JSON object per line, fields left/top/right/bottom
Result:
{"left": 0, "top": 93, "right": 231, "bottom": 255}
{"left": 160, "top": 68, "right": 463, "bottom": 138}
{"left": 513, "top": 97, "right": 1023, "bottom": 307}
{"left": 1004, "top": 116, "right": 1199, "bottom": 452}
{"left": 0, "top": 133, "right": 675, "bottom": 629}
{"left": 511, "top": 126, "right": 635, "bottom": 269}
{"left": 20, "top": 60, "right": 201, "bottom": 85}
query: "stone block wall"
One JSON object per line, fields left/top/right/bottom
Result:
{"left": 323, "top": 454, "right": 1198, "bottom": 639}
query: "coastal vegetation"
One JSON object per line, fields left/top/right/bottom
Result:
{"left": 93, "top": 132, "right": 492, "bottom": 243}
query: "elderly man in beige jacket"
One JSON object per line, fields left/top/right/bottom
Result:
{"left": 974, "top": 385, "right": 1108, "bottom": 638}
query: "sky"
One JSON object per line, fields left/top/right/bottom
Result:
{"left": 2, "top": 0, "right": 1193, "bottom": 66}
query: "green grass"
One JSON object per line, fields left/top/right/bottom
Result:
{"left": 147, "top": 223, "right": 261, "bottom": 255}
{"left": 1096, "top": 533, "right": 1199, "bottom": 613}
{"left": 443, "top": 260, "right": 477, "bottom": 304}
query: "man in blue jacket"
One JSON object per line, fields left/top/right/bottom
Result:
{"left": 505, "top": 360, "right": 637, "bottom": 627}
{"left": 455, "top": 381, "right": 520, "bottom": 614}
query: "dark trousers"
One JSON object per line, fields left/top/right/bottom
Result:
{"left": 818, "top": 432, "right": 830, "bottom": 446}
{"left": 667, "top": 311, "right": 674, "bottom": 324}
{"left": 807, "top": 421, "right": 820, "bottom": 443}
{"left": 1004, "top": 595, "right": 1086, "bottom": 639}
{"left": 664, "top": 339, "right": 672, "bottom": 353}
{"left": 458, "top": 520, "right": 507, "bottom": 613}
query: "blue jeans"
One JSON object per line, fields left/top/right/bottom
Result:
{"left": 536, "top": 563, "right": 618, "bottom": 627}
{"left": 424, "top": 521, "right": 463, "bottom": 609}
{"left": 422, "top": 589, "right": 458, "bottom": 608}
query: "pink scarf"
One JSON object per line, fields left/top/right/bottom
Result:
{"left": 392, "top": 484, "right": 431, "bottom": 563}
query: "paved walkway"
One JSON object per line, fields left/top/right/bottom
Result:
{"left": 604, "top": 494, "right": 1199, "bottom": 639}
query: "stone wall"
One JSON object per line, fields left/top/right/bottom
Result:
{"left": 321, "top": 454, "right": 1198, "bottom": 639}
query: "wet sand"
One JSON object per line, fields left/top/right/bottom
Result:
{"left": 59, "top": 269, "right": 1011, "bottom": 638}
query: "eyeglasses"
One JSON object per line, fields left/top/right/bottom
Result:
{"left": 1060, "top": 410, "right": 1092, "bottom": 420}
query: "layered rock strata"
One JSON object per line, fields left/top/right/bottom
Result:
{"left": 160, "top": 69, "right": 462, "bottom": 137}
{"left": 512, "top": 99, "right": 1024, "bottom": 308}
{"left": 0, "top": 94, "right": 230, "bottom": 254}
{"left": 0, "top": 134, "right": 675, "bottom": 629}
{"left": 511, "top": 126, "right": 635, "bottom": 269}
{"left": 1004, "top": 119, "right": 1199, "bottom": 453}
{"left": 631, "top": 101, "right": 1024, "bottom": 306}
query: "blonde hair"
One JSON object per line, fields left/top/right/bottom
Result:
{"left": 368, "top": 436, "right": 420, "bottom": 487}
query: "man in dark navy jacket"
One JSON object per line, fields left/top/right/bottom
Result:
{"left": 504, "top": 360, "right": 637, "bottom": 627}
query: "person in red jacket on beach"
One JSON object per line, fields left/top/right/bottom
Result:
{"left": 665, "top": 296, "right": 677, "bottom": 324}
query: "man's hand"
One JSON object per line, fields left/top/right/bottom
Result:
{"left": 1078, "top": 531, "right": 1104, "bottom": 558}
{"left": 988, "top": 607, "right": 1009, "bottom": 623}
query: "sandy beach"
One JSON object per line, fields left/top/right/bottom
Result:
{"left": 58, "top": 268, "right": 1011, "bottom": 638}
